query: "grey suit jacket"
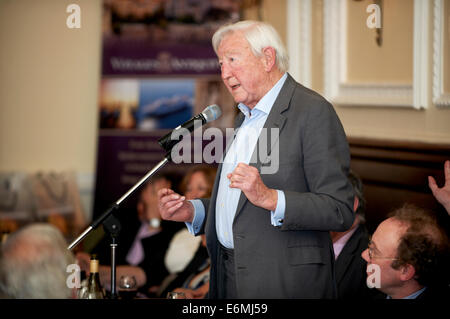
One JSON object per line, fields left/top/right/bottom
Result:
{"left": 199, "top": 74, "right": 354, "bottom": 298}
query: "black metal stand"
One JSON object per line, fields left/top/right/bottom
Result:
{"left": 67, "top": 157, "right": 171, "bottom": 299}
{"left": 68, "top": 157, "right": 169, "bottom": 251}
{"left": 102, "top": 213, "right": 121, "bottom": 299}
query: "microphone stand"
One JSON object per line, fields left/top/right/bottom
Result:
{"left": 102, "top": 213, "right": 121, "bottom": 299}
{"left": 68, "top": 156, "right": 170, "bottom": 298}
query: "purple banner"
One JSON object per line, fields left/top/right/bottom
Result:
{"left": 93, "top": 130, "right": 180, "bottom": 216}
{"left": 93, "top": 130, "right": 223, "bottom": 217}
{"left": 102, "top": 37, "right": 220, "bottom": 76}
{"left": 92, "top": 0, "right": 241, "bottom": 221}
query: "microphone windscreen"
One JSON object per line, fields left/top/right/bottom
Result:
{"left": 202, "top": 104, "right": 222, "bottom": 123}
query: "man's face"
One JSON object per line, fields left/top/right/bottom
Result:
{"left": 217, "top": 31, "right": 269, "bottom": 108}
{"left": 185, "top": 171, "right": 210, "bottom": 200}
{"left": 361, "top": 218, "right": 407, "bottom": 296}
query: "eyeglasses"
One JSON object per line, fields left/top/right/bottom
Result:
{"left": 367, "top": 238, "right": 399, "bottom": 261}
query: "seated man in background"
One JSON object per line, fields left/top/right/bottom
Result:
{"left": 361, "top": 204, "right": 450, "bottom": 299}
{"left": 77, "top": 171, "right": 183, "bottom": 297}
{"left": 429, "top": 160, "right": 450, "bottom": 216}
{"left": 330, "top": 171, "right": 381, "bottom": 299}
{"left": 0, "top": 223, "right": 76, "bottom": 299}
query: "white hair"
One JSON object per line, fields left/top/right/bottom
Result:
{"left": 212, "top": 20, "right": 289, "bottom": 73}
{"left": 0, "top": 223, "right": 75, "bottom": 299}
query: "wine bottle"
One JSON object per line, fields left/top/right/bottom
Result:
{"left": 80, "top": 254, "right": 105, "bottom": 299}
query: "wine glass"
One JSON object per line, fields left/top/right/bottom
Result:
{"left": 119, "top": 275, "right": 137, "bottom": 300}
{"left": 166, "top": 291, "right": 186, "bottom": 299}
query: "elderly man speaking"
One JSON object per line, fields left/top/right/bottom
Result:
{"left": 158, "top": 20, "right": 354, "bottom": 299}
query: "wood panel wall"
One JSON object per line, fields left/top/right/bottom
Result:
{"left": 348, "top": 137, "right": 450, "bottom": 234}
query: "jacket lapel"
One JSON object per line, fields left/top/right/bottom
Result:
{"left": 335, "top": 225, "right": 364, "bottom": 283}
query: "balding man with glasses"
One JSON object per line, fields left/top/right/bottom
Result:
{"left": 361, "top": 204, "right": 450, "bottom": 299}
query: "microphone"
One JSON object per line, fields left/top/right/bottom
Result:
{"left": 158, "top": 104, "right": 222, "bottom": 152}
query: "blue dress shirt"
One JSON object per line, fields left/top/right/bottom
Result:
{"left": 186, "top": 73, "right": 288, "bottom": 248}
{"left": 386, "top": 287, "right": 427, "bottom": 299}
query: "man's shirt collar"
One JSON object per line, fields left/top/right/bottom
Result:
{"left": 237, "top": 72, "right": 287, "bottom": 118}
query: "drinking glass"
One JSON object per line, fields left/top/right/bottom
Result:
{"left": 166, "top": 291, "right": 186, "bottom": 299}
{"left": 119, "top": 275, "right": 137, "bottom": 300}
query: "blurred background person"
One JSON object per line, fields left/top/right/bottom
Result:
{"left": 0, "top": 223, "right": 76, "bottom": 299}
{"left": 159, "top": 165, "right": 217, "bottom": 299}
{"left": 76, "top": 171, "right": 183, "bottom": 297}
{"left": 361, "top": 204, "right": 450, "bottom": 299}
{"left": 330, "top": 170, "right": 381, "bottom": 299}
{"left": 163, "top": 235, "right": 210, "bottom": 299}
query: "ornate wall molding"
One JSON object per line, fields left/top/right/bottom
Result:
{"left": 323, "top": 0, "right": 429, "bottom": 109}
{"left": 432, "top": 0, "right": 450, "bottom": 107}
{"left": 287, "top": 0, "right": 312, "bottom": 88}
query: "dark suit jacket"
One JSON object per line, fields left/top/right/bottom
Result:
{"left": 415, "top": 285, "right": 450, "bottom": 300}
{"left": 198, "top": 74, "right": 355, "bottom": 298}
{"left": 335, "top": 224, "right": 381, "bottom": 299}
{"left": 372, "top": 285, "right": 450, "bottom": 300}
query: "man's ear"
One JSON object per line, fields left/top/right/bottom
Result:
{"left": 261, "top": 46, "right": 276, "bottom": 72}
{"left": 399, "top": 264, "right": 416, "bottom": 282}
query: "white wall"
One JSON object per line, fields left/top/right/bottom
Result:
{"left": 0, "top": 0, "right": 102, "bottom": 218}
